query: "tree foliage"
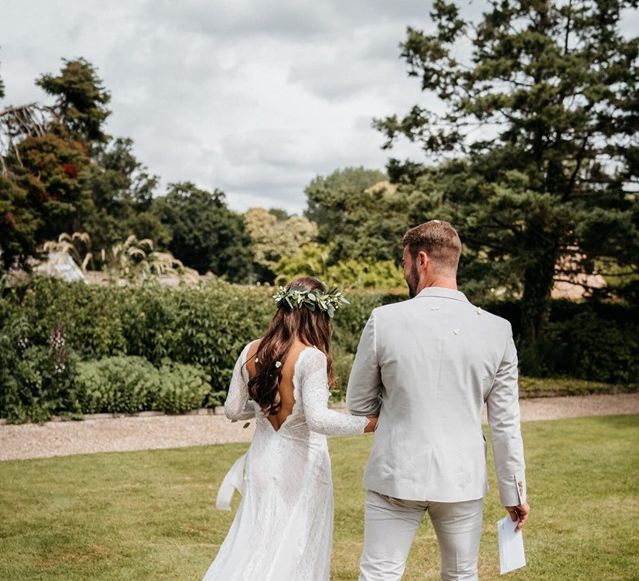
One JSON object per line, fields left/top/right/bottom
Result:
{"left": 86, "top": 137, "right": 167, "bottom": 248}
{"left": 377, "top": 0, "right": 639, "bottom": 340}
{"left": 152, "top": 182, "right": 253, "bottom": 281}
{"left": 36, "top": 58, "right": 111, "bottom": 145}
{"left": 0, "top": 175, "right": 40, "bottom": 269}
{"left": 304, "top": 167, "right": 408, "bottom": 265}
{"left": 1, "top": 131, "right": 93, "bottom": 269}
{"left": 1, "top": 59, "right": 110, "bottom": 268}
{"left": 275, "top": 243, "right": 405, "bottom": 289}
{"left": 244, "top": 207, "right": 317, "bottom": 282}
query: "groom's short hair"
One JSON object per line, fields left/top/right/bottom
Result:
{"left": 403, "top": 220, "right": 462, "bottom": 274}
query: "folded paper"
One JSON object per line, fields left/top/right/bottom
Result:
{"left": 497, "top": 516, "right": 526, "bottom": 574}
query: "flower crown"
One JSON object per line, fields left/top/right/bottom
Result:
{"left": 272, "top": 285, "right": 349, "bottom": 318}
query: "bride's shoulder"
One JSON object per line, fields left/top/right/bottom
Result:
{"left": 299, "top": 345, "right": 327, "bottom": 371}
{"left": 240, "top": 338, "right": 262, "bottom": 362}
{"left": 305, "top": 344, "right": 325, "bottom": 357}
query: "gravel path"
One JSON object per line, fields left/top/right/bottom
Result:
{"left": 1, "top": 393, "right": 638, "bottom": 462}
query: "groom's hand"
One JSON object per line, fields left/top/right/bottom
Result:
{"left": 364, "top": 417, "right": 378, "bottom": 433}
{"left": 506, "top": 502, "right": 530, "bottom": 532}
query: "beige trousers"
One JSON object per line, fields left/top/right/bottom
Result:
{"left": 359, "top": 491, "right": 484, "bottom": 581}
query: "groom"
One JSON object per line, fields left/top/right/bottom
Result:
{"left": 347, "top": 220, "right": 529, "bottom": 581}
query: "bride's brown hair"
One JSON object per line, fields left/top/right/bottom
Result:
{"left": 248, "top": 277, "right": 335, "bottom": 416}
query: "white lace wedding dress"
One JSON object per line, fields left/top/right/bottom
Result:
{"left": 202, "top": 342, "right": 368, "bottom": 581}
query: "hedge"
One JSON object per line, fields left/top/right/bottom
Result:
{"left": 1, "top": 277, "right": 637, "bottom": 423}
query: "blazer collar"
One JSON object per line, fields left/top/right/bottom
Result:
{"left": 415, "top": 287, "right": 469, "bottom": 303}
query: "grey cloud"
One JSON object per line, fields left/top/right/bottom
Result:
{"left": 288, "top": 54, "right": 405, "bottom": 101}
{"left": 139, "top": 0, "right": 338, "bottom": 40}
{"left": 139, "top": 0, "right": 432, "bottom": 42}
{"left": 286, "top": 20, "right": 424, "bottom": 101}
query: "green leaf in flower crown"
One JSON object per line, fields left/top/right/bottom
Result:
{"left": 271, "top": 283, "right": 348, "bottom": 316}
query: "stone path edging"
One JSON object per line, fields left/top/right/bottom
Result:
{"left": 1, "top": 393, "right": 638, "bottom": 462}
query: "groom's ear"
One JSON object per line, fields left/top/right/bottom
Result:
{"left": 417, "top": 250, "right": 429, "bottom": 270}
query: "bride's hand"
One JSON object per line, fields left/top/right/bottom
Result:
{"left": 364, "top": 416, "right": 378, "bottom": 433}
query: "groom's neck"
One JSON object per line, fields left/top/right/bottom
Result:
{"left": 416, "top": 276, "right": 458, "bottom": 295}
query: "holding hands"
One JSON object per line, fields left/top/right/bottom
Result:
{"left": 364, "top": 417, "right": 378, "bottom": 433}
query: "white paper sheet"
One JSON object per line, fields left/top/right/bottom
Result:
{"left": 497, "top": 516, "right": 526, "bottom": 574}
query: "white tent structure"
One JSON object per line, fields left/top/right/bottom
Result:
{"left": 34, "top": 252, "right": 87, "bottom": 283}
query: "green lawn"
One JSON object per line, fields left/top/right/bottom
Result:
{"left": 1, "top": 416, "right": 638, "bottom": 580}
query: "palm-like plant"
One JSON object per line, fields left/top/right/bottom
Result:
{"left": 101, "top": 235, "right": 198, "bottom": 283}
{"left": 42, "top": 231, "right": 93, "bottom": 271}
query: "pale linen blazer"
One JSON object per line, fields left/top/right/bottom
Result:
{"left": 346, "top": 287, "right": 526, "bottom": 506}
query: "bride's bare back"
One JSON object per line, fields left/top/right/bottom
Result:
{"left": 246, "top": 339, "right": 310, "bottom": 432}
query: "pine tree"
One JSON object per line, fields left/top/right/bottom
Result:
{"left": 377, "top": 0, "right": 639, "bottom": 341}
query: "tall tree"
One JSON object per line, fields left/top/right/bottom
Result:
{"left": 377, "top": 0, "right": 639, "bottom": 341}
{"left": 152, "top": 182, "right": 254, "bottom": 282}
{"left": 0, "top": 175, "right": 40, "bottom": 269}
{"left": 305, "top": 167, "right": 386, "bottom": 232}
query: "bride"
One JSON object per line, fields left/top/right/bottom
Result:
{"left": 202, "top": 277, "right": 377, "bottom": 581}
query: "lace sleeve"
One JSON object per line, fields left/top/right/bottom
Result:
{"left": 224, "top": 343, "right": 256, "bottom": 421}
{"left": 300, "top": 349, "right": 369, "bottom": 436}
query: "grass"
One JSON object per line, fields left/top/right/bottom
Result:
{"left": 1, "top": 416, "right": 638, "bottom": 580}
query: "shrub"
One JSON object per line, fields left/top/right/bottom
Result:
{"left": 76, "top": 356, "right": 158, "bottom": 414}
{"left": 518, "top": 376, "right": 636, "bottom": 398}
{"left": 9, "top": 277, "right": 127, "bottom": 359}
{"left": 75, "top": 356, "right": 212, "bottom": 415}
{"left": 520, "top": 309, "right": 639, "bottom": 383}
{"left": 155, "top": 361, "right": 210, "bottom": 414}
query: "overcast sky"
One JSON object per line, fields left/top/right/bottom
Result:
{"left": 0, "top": 0, "right": 435, "bottom": 213}
{"left": 1, "top": 1, "right": 637, "bottom": 213}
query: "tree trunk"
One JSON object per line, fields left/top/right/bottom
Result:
{"left": 520, "top": 248, "right": 557, "bottom": 344}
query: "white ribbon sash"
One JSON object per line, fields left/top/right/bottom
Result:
{"left": 215, "top": 453, "right": 247, "bottom": 511}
